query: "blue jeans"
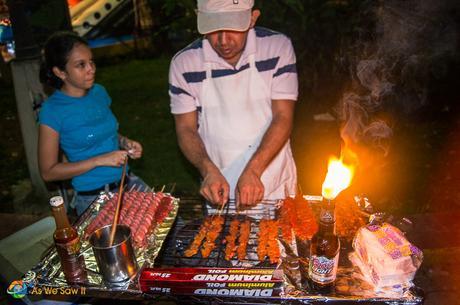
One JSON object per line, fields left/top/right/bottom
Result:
{"left": 71, "top": 172, "right": 149, "bottom": 216}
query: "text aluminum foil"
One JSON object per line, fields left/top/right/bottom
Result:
{"left": 30, "top": 191, "right": 179, "bottom": 298}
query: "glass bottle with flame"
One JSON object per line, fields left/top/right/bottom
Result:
{"left": 308, "top": 157, "right": 354, "bottom": 291}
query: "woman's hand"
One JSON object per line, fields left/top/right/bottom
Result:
{"left": 119, "top": 135, "right": 143, "bottom": 159}
{"left": 125, "top": 139, "right": 143, "bottom": 159}
{"left": 95, "top": 150, "right": 128, "bottom": 167}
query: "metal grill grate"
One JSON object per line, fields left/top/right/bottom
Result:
{"left": 159, "top": 199, "right": 281, "bottom": 269}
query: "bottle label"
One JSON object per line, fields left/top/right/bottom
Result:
{"left": 308, "top": 252, "right": 339, "bottom": 284}
{"left": 320, "top": 208, "right": 334, "bottom": 223}
{"left": 55, "top": 238, "right": 81, "bottom": 256}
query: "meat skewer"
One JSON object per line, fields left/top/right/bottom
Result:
{"left": 267, "top": 220, "right": 280, "bottom": 263}
{"left": 224, "top": 218, "right": 240, "bottom": 260}
{"left": 184, "top": 217, "right": 212, "bottom": 257}
{"left": 236, "top": 219, "right": 250, "bottom": 261}
{"left": 201, "top": 216, "right": 224, "bottom": 258}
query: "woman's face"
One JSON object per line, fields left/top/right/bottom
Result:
{"left": 54, "top": 43, "right": 95, "bottom": 97}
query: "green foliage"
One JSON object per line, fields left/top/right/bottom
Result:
{"left": 256, "top": 0, "right": 375, "bottom": 95}
{"left": 148, "top": 0, "right": 199, "bottom": 52}
{"left": 96, "top": 57, "right": 200, "bottom": 195}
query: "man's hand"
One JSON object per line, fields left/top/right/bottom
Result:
{"left": 236, "top": 169, "right": 264, "bottom": 206}
{"left": 200, "top": 170, "right": 229, "bottom": 206}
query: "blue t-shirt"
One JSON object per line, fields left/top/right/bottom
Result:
{"left": 39, "top": 84, "right": 123, "bottom": 191}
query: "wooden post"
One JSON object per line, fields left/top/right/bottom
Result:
{"left": 10, "top": 58, "right": 48, "bottom": 199}
{"left": 7, "top": 0, "right": 47, "bottom": 199}
{"left": 7, "top": 0, "right": 72, "bottom": 201}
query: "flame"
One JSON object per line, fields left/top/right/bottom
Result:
{"left": 321, "top": 156, "right": 355, "bottom": 200}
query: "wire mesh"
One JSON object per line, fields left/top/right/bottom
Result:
{"left": 159, "top": 199, "right": 281, "bottom": 269}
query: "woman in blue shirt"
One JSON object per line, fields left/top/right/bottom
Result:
{"left": 38, "top": 31, "right": 146, "bottom": 216}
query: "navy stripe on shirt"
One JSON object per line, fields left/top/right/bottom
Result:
{"left": 212, "top": 63, "right": 250, "bottom": 78}
{"left": 169, "top": 84, "right": 192, "bottom": 96}
{"left": 255, "top": 27, "right": 280, "bottom": 37}
{"left": 183, "top": 71, "right": 206, "bottom": 83}
{"left": 255, "top": 57, "right": 279, "bottom": 72}
{"left": 180, "top": 56, "right": 281, "bottom": 84}
{"left": 274, "top": 63, "right": 297, "bottom": 77}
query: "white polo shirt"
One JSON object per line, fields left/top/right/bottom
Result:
{"left": 169, "top": 27, "right": 298, "bottom": 114}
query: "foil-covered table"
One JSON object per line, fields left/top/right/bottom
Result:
{"left": 29, "top": 196, "right": 424, "bottom": 304}
{"left": 30, "top": 191, "right": 179, "bottom": 300}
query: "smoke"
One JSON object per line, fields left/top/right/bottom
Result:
{"left": 337, "top": 0, "right": 459, "bottom": 155}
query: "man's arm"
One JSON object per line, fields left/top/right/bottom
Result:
{"left": 174, "top": 111, "right": 230, "bottom": 205}
{"left": 236, "top": 99, "right": 295, "bottom": 205}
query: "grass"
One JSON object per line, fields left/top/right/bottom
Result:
{"left": 96, "top": 57, "right": 200, "bottom": 195}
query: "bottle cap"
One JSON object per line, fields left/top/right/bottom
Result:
{"left": 49, "top": 196, "right": 64, "bottom": 207}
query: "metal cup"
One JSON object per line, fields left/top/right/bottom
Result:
{"left": 89, "top": 224, "right": 138, "bottom": 286}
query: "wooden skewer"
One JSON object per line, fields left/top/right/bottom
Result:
{"left": 109, "top": 158, "right": 128, "bottom": 246}
{"left": 169, "top": 182, "right": 176, "bottom": 194}
{"left": 216, "top": 201, "right": 226, "bottom": 216}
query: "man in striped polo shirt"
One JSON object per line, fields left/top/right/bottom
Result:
{"left": 169, "top": 0, "right": 298, "bottom": 211}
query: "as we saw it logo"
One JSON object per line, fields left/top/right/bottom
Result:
{"left": 7, "top": 271, "right": 36, "bottom": 299}
{"left": 7, "top": 280, "right": 27, "bottom": 299}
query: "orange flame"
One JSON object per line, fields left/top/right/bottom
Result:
{"left": 321, "top": 155, "right": 355, "bottom": 200}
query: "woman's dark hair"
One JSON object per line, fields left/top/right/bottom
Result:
{"left": 39, "top": 31, "right": 89, "bottom": 89}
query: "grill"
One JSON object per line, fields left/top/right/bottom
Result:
{"left": 158, "top": 199, "right": 281, "bottom": 269}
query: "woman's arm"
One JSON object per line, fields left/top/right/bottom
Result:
{"left": 38, "top": 125, "right": 128, "bottom": 182}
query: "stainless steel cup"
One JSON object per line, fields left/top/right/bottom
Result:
{"left": 89, "top": 224, "right": 138, "bottom": 285}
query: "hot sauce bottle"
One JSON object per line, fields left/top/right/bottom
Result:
{"left": 308, "top": 199, "right": 340, "bottom": 292}
{"left": 50, "top": 196, "right": 87, "bottom": 284}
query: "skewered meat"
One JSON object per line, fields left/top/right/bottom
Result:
{"left": 236, "top": 219, "right": 251, "bottom": 261}
{"left": 201, "top": 216, "right": 224, "bottom": 258}
{"left": 257, "top": 219, "right": 280, "bottom": 263}
{"left": 224, "top": 218, "right": 240, "bottom": 260}
{"left": 293, "top": 196, "right": 318, "bottom": 240}
{"left": 184, "top": 217, "right": 212, "bottom": 257}
{"left": 336, "top": 198, "right": 366, "bottom": 240}
{"left": 184, "top": 216, "right": 224, "bottom": 258}
{"left": 280, "top": 195, "right": 318, "bottom": 241}
{"left": 257, "top": 219, "right": 269, "bottom": 261}
{"left": 279, "top": 200, "right": 294, "bottom": 242}
{"left": 266, "top": 220, "right": 280, "bottom": 263}
{"left": 85, "top": 191, "right": 174, "bottom": 248}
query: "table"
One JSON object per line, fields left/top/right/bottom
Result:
{"left": 29, "top": 196, "right": 424, "bottom": 304}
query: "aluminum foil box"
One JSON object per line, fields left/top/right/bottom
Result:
{"left": 139, "top": 267, "right": 284, "bottom": 297}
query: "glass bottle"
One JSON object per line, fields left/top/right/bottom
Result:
{"left": 308, "top": 199, "right": 340, "bottom": 292}
{"left": 50, "top": 196, "right": 87, "bottom": 284}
